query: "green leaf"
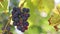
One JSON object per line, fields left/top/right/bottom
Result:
{"left": 0, "top": 0, "right": 8, "bottom": 11}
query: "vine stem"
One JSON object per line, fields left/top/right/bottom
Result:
{"left": 0, "top": 0, "right": 4, "bottom": 2}
{"left": 19, "top": 0, "right": 26, "bottom": 13}
{"left": 2, "top": 15, "right": 12, "bottom": 33}
{"left": 0, "top": 2, "right": 4, "bottom": 8}
{"left": 19, "top": 0, "right": 26, "bottom": 9}
{"left": 57, "top": 7, "right": 60, "bottom": 14}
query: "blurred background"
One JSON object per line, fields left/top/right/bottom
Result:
{"left": 0, "top": 0, "right": 60, "bottom": 34}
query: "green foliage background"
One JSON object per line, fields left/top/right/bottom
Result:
{"left": 0, "top": 0, "right": 60, "bottom": 34}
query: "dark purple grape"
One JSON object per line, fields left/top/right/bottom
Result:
{"left": 23, "top": 17, "right": 28, "bottom": 21}
{"left": 17, "top": 26, "right": 25, "bottom": 32}
{"left": 20, "top": 13, "right": 24, "bottom": 17}
{"left": 13, "top": 11, "right": 20, "bottom": 17}
{"left": 22, "top": 8, "right": 29, "bottom": 13}
{"left": 21, "top": 14, "right": 30, "bottom": 21}
{"left": 12, "top": 11, "right": 15, "bottom": 15}
{"left": 6, "top": 26, "right": 10, "bottom": 31}
{"left": 13, "top": 22, "right": 17, "bottom": 26}
{"left": 12, "top": 15, "right": 20, "bottom": 21}
{"left": 13, "top": 7, "right": 19, "bottom": 12}
{"left": 21, "top": 15, "right": 28, "bottom": 21}
{"left": 25, "top": 14, "right": 30, "bottom": 17}
{"left": 21, "top": 28, "right": 25, "bottom": 32}
{"left": 13, "top": 7, "right": 17, "bottom": 11}
{"left": 14, "top": 17, "right": 20, "bottom": 22}
{"left": 12, "top": 7, "right": 17, "bottom": 15}
{"left": 17, "top": 26, "right": 22, "bottom": 30}
{"left": 23, "top": 22, "right": 29, "bottom": 26}
{"left": 16, "top": 8, "right": 21, "bottom": 15}
{"left": 12, "top": 7, "right": 17, "bottom": 13}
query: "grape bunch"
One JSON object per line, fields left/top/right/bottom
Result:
{"left": 12, "top": 7, "right": 30, "bottom": 32}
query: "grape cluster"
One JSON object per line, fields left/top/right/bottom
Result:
{"left": 12, "top": 7, "right": 30, "bottom": 32}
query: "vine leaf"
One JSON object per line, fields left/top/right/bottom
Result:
{"left": 0, "top": 0, "right": 8, "bottom": 11}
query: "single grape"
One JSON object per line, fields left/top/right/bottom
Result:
{"left": 12, "top": 14, "right": 20, "bottom": 21}
{"left": 12, "top": 11, "right": 15, "bottom": 15}
{"left": 6, "top": 26, "right": 10, "bottom": 31}
{"left": 13, "top": 12, "right": 19, "bottom": 17}
{"left": 13, "top": 7, "right": 19, "bottom": 12}
{"left": 21, "top": 27, "right": 25, "bottom": 32}
{"left": 23, "top": 22, "right": 29, "bottom": 26}
{"left": 24, "top": 26, "right": 28, "bottom": 30}
{"left": 22, "top": 8, "right": 29, "bottom": 13}
{"left": 16, "top": 8, "right": 21, "bottom": 15}
{"left": 13, "top": 22, "right": 17, "bottom": 26}
{"left": 14, "top": 17, "right": 20, "bottom": 22}
{"left": 21, "top": 15, "right": 28, "bottom": 21}
{"left": 20, "top": 13, "right": 24, "bottom": 17}
{"left": 17, "top": 26, "right": 22, "bottom": 30}
{"left": 25, "top": 14, "right": 30, "bottom": 17}
{"left": 12, "top": 7, "right": 21, "bottom": 15}
{"left": 13, "top": 7, "right": 17, "bottom": 11}
{"left": 2, "top": 27, "right": 5, "bottom": 30}
{"left": 23, "top": 17, "right": 27, "bottom": 21}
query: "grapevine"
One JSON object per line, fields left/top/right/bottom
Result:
{"left": 0, "top": 0, "right": 59, "bottom": 34}
{"left": 48, "top": 5, "right": 60, "bottom": 31}
{"left": 12, "top": 0, "right": 30, "bottom": 32}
